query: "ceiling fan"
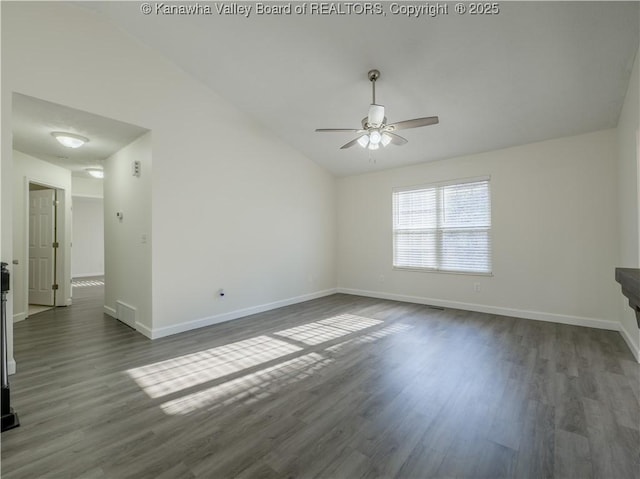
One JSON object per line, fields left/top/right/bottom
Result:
{"left": 316, "top": 69, "right": 439, "bottom": 150}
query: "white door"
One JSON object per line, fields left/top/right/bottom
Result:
{"left": 29, "top": 189, "right": 56, "bottom": 306}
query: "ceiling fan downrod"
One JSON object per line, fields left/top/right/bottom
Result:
{"left": 368, "top": 69, "right": 380, "bottom": 104}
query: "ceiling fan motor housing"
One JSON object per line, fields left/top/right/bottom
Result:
{"left": 368, "top": 104, "right": 385, "bottom": 127}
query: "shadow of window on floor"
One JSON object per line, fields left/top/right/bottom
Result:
{"left": 126, "top": 313, "right": 413, "bottom": 416}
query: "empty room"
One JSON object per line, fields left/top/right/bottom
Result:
{"left": 0, "top": 1, "right": 638, "bottom": 478}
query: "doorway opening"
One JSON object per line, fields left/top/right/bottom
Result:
{"left": 71, "top": 194, "right": 105, "bottom": 309}
{"left": 26, "top": 181, "right": 66, "bottom": 317}
{"left": 12, "top": 92, "right": 150, "bottom": 343}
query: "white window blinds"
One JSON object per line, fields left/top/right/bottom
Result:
{"left": 393, "top": 177, "right": 492, "bottom": 274}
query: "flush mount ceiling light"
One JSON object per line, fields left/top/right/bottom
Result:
{"left": 316, "top": 69, "right": 439, "bottom": 151}
{"left": 85, "top": 168, "right": 104, "bottom": 179}
{"left": 51, "top": 131, "right": 89, "bottom": 149}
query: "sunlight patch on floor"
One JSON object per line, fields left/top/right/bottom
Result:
{"left": 127, "top": 336, "right": 301, "bottom": 398}
{"left": 161, "top": 352, "right": 333, "bottom": 415}
{"left": 273, "top": 314, "right": 383, "bottom": 345}
{"left": 72, "top": 279, "right": 105, "bottom": 288}
{"left": 127, "top": 313, "right": 411, "bottom": 416}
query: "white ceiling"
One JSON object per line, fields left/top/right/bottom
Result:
{"left": 81, "top": 1, "right": 639, "bottom": 176}
{"left": 18, "top": 3, "right": 638, "bottom": 177}
{"left": 12, "top": 93, "right": 148, "bottom": 177}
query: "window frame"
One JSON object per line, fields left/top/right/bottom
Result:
{"left": 392, "top": 176, "right": 493, "bottom": 276}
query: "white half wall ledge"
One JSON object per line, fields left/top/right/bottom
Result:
{"left": 8, "top": 359, "right": 16, "bottom": 375}
{"left": 13, "top": 313, "right": 26, "bottom": 323}
{"left": 147, "top": 289, "right": 338, "bottom": 340}
{"left": 336, "top": 288, "right": 639, "bottom": 362}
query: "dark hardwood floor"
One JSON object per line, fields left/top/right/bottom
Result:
{"left": 2, "top": 283, "right": 639, "bottom": 478}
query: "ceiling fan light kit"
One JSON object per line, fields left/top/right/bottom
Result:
{"left": 316, "top": 69, "right": 439, "bottom": 151}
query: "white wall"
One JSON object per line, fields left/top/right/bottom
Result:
{"left": 72, "top": 177, "right": 103, "bottom": 199}
{"left": 2, "top": 3, "right": 336, "bottom": 344}
{"left": 616, "top": 45, "right": 640, "bottom": 359}
{"left": 1, "top": 89, "right": 14, "bottom": 373}
{"left": 71, "top": 197, "right": 104, "bottom": 278}
{"left": 71, "top": 176, "right": 105, "bottom": 279}
{"left": 12, "top": 150, "right": 72, "bottom": 323}
{"left": 103, "top": 133, "right": 152, "bottom": 333}
{"left": 338, "top": 129, "right": 621, "bottom": 332}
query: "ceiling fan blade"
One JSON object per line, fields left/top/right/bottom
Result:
{"left": 340, "top": 137, "right": 363, "bottom": 149}
{"left": 316, "top": 128, "right": 362, "bottom": 133}
{"left": 386, "top": 132, "right": 408, "bottom": 146}
{"left": 386, "top": 116, "right": 439, "bottom": 131}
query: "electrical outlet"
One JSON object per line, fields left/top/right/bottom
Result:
{"left": 474, "top": 282, "right": 481, "bottom": 293}
{"left": 379, "top": 274, "right": 385, "bottom": 283}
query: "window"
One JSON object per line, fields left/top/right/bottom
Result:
{"left": 393, "top": 177, "right": 491, "bottom": 274}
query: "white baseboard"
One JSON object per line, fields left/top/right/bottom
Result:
{"left": 619, "top": 322, "right": 640, "bottom": 363}
{"left": 13, "top": 312, "right": 26, "bottom": 323}
{"left": 149, "top": 289, "right": 337, "bottom": 339}
{"left": 136, "top": 322, "right": 153, "bottom": 339}
{"left": 72, "top": 272, "right": 104, "bottom": 278}
{"left": 337, "top": 288, "right": 621, "bottom": 331}
{"left": 8, "top": 358, "right": 16, "bottom": 375}
{"left": 103, "top": 305, "right": 117, "bottom": 318}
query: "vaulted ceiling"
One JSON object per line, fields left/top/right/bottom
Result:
{"left": 83, "top": 2, "right": 639, "bottom": 176}
{"left": 18, "top": 2, "right": 640, "bottom": 176}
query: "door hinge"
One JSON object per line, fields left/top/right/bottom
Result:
{"left": 52, "top": 284, "right": 59, "bottom": 290}
{"left": 52, "top": 242, "right": 59, "bottom": 248}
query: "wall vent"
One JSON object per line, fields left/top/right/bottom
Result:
{"left": 116, "top": 301, "right": 137, "bottom": 330}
